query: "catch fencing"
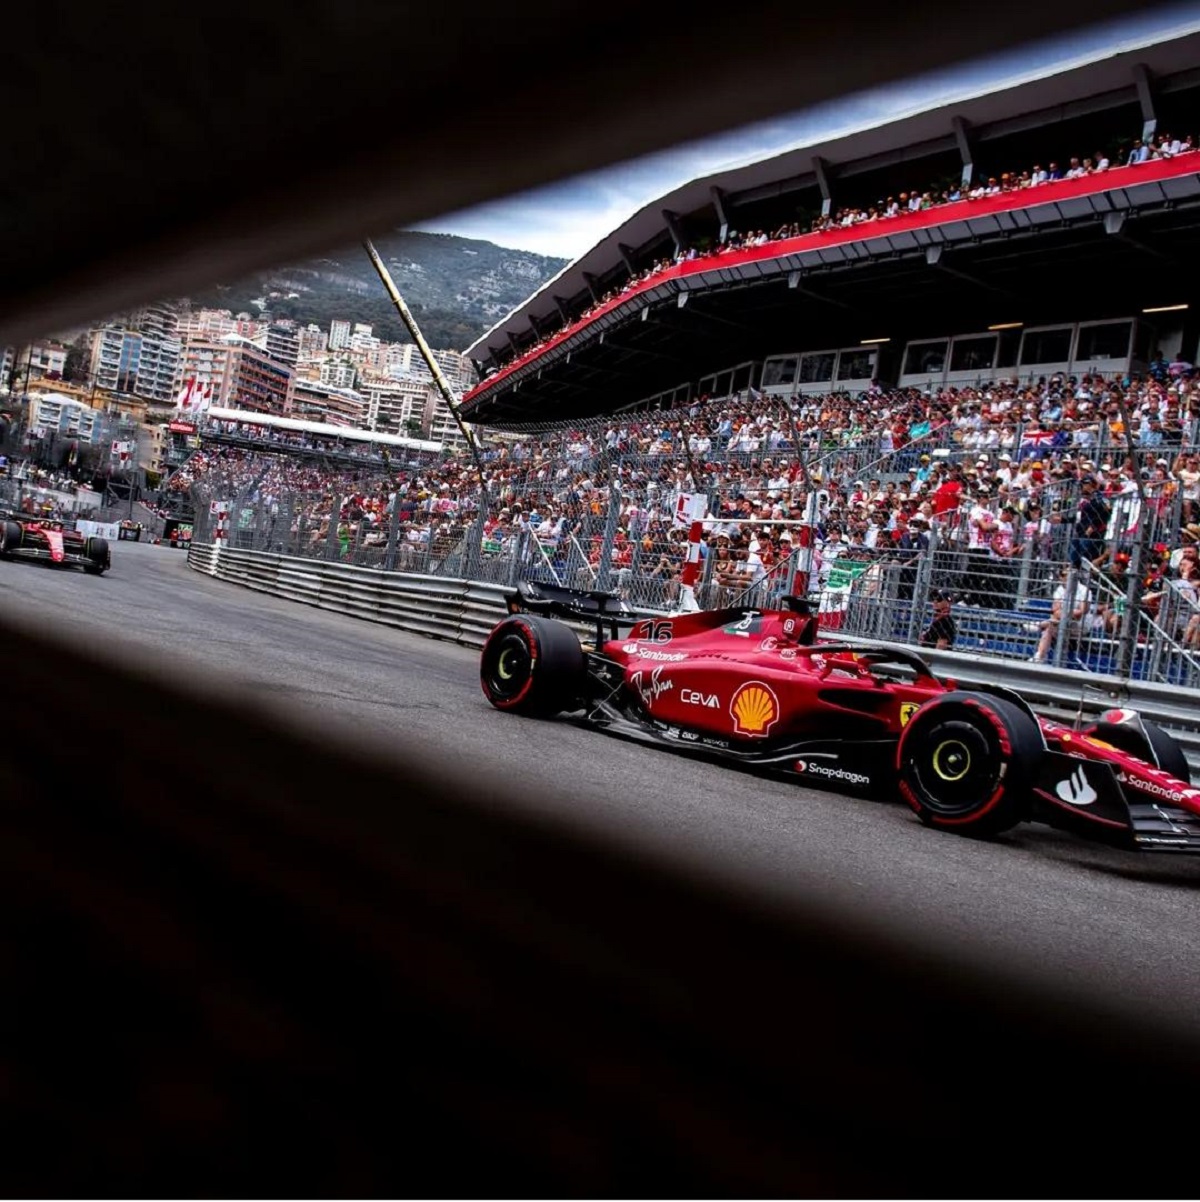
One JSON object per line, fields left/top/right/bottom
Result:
{"left": 180, "top": 391, "right": 1200, "bottom": 692}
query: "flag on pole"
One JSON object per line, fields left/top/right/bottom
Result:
{"left": 175, "top": 376, "right": 197, "bottom": 410}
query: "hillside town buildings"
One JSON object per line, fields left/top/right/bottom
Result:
{"left": 1, "top": 303, "right": 481, "bottom": 473}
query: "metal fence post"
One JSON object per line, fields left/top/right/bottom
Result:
{"left": 595, "top": 481, "right": 622, "bottom": 592}
{"left": 462, "top": 500, "right": 487, "bottom": 582}
{"left": 509, "top": 528, "right": 526, "bottom": 587}
{"left": 907, "top": 548, "right": 935, "bottom": 643}
{"left": 325, "top": 495, "right": 342, "bottom": 562}
{"left": 383, "top": 491, "right": 401, "bottom": 572}
{"left": 1053, "top": 566, "right": 1078, "bottom": 667}
{"left": 254, "top": 501, "right": 270, "bottom": 552}
{"left": 278, "top": 494, "right": 294, "bottom": 555}
{"left": 1015, "top": 538, "right": 1034, "bottom": 608}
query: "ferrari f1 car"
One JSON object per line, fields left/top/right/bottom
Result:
{"left": 0, "top": 516, "right": 110, "bottom": 575}
{"left": 480, "top": 581, "right": 1200, "bottom": 854}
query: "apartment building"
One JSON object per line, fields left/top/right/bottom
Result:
{"left": 86, "top": 323, "right": 181, "bottom": 402}
{"left": 329, "top": 319, "right": 351, "bottom": 351}
{"left": 297, "top": 324, "right": 328, "bottom": 358}
{"left": 319, "top": 358, "right": 358, "bottom": 390}
{"left": 361, "top": 377, "right": 429, "bottom": 436}
{"left": 177, "top": 308, "right": 241, "bottom": 342}
{"left": 255, "top": 322, "right": 301, "bottom": 368}
{"left": 177, "top": 335, "right": 294, "bottom": 415}
{"left": 388, "top": 342, "right": 476, "bottom": 392}
{"left": 28, "top": 391, "right": 105, "bottom": 442}
{"left": 290, "top": 379, "right": 367, "bottom": 427}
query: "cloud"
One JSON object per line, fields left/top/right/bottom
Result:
{"left": 413, "top": 3, "right": 1200, "bottom": 260}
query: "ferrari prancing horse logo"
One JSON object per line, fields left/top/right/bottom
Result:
{"left": 899, "top": 702, "right": 920, "bottom": 727}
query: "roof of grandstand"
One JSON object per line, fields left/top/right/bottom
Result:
{"left": 462, "top": 26, "right": 1200, "bottom": 429}
{"left": 205, "top": 407, "right": 443, "bottom": 452}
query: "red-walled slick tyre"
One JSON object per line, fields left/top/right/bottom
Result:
{"left": 480, "top": 615, "right": 585, "bottom": 718}
{"left": 897, "top": 692, "right": 1043, "bottom": 837}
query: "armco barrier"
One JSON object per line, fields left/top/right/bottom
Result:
{"left": 188, "top": 542, "right": 1200, "bottom": 773}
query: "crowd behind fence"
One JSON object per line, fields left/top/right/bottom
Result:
{"left": 176, "top": 371, "right": 1200, "bottom": 690}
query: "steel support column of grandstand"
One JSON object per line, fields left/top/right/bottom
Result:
{"left": 952, "top": 115, "right": 975, "bottom": 190}
{"left": 1132, "top": 62, "right": 1158, "bottom": 141}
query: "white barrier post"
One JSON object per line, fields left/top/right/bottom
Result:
{"left": 673, "top": 493, "right": 710, "bottom": 614}
{"left": 210, "top": 499, "right": 230, "bottom": 564}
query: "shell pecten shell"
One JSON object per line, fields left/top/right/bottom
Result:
{"left": 730, "top": 682, "right": 779, "bottom": 737}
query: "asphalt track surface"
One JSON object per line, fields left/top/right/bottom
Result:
{"left": 7, "top": 540, "right": 1200, "bottom": 1040}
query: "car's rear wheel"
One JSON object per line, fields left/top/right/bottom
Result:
{"left": 0, "top": 520, "right": 20, "bottom": 554}
{"left": 84, "top": 536, "right": 110, "bottom": 575}
{"left": 480, "top": 614, "right": 585, "bottom": 717}
{"left": 1089, "top": 715, "right": 1191, "bottom": 784}
{"left": 897, "top": 692, "right": 1043, "bottom": 836}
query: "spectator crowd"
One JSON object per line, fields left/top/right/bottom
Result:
{"left": 165, "top": 357, "right": 1200, "bottom": 665}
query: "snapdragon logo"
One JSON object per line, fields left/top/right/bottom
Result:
{"left": 795, "top": 759, "right": 871, "bottom": 787}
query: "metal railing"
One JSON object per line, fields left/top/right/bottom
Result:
{"left": 183, "top": 451, "right": 1200, "bottom": 688}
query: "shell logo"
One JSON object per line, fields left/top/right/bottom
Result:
{"left": 730, "top": 681, "right": 780, "bottom": 737}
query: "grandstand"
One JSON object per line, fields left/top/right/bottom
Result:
{"left": 460, "top": 26, "right": 1200, "bottom": 427}
{"left": 167, "top": 27, "right": 1200, "bottom": 692}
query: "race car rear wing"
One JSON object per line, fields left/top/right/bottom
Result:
{"left": 505, "top": 579, "right": 635, "bottom": 619}
{"left": 504, "top": 580, "right": 638, "bottom": 642}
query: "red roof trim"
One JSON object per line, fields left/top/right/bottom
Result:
{"left": 463, "top": 154, "right": 1200, "bottom": 410}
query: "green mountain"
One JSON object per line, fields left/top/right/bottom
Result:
{"left": 184, "top": 231, "right": 569, "bottom": 354}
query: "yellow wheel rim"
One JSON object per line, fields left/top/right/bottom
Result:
{"left": 932, "top": 739, "right": 971, "bottom": 782}
{"left": 497, "top": 648, "right": 516, "bottom": 680}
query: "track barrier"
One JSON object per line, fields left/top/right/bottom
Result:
{"left": 188, "top": 540, "right": 1200, "bottom": 772}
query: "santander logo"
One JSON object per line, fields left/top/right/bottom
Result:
{"left": 1055, "top": 765, "right": 1098, "bottom": 806}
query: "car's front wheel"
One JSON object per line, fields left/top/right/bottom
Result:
{"left": 84, "top": 536, "right": 110, "bottom": 575}
{"left": 897, "top": 692, "right": 1043, "bottom": 836}
{"left": 480, "top": 614, "right": 585, "bottom": 717}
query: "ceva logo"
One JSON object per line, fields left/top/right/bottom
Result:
{"left": 1055, "top": 765, "right": 1098, "bottom": 806}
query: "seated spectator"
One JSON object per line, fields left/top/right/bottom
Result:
{"left": 1031, "top": 567, "right": 1090, "bottom": 663}
{"left": 919, "top": 591, "right": 957, "bottom": 650}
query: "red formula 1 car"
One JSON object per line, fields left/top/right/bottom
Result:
{"left": 0, "top": 516, "right": 110, "bottom": 575}
{"left": 480, "top": 581, "right": 1200, "bottom": 854}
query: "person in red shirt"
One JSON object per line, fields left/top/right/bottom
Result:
{"left": 932, "top": 469, "right": 963, "bottom": 516}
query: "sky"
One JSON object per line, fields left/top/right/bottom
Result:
{"left": 413, "top": 2, "right": 1200, "bottom": 261}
